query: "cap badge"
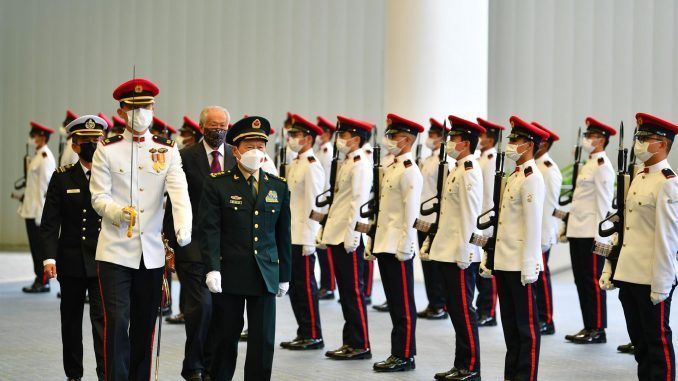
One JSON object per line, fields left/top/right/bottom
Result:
{"left": 637, "top": 117, "right": 643, "bottom": 125}
{"left": 252, "top": 119, "right": 261, "bottom": 129}
{"left": 134, "top": 85, "right": 143, "bottom": 93}
{"left": 85, "top": 118, "right": 95, "bottom": 129}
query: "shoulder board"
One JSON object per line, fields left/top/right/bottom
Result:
{"left": 152, "top": 135, "right": 175, "bottom": 147}
{"left": 525, "top": 166, "right": 534, "bottom": 177}
{"left": 404, "top": 159, "right": 413, "bottom": 168}
{"left": 323, "top": 147, "right": 328, "bottom": 153}
{"left": 464, "top": 160, "right": 473, "bottom": 171}
{"left": 544, "top": 160, "right": 552, "bottom": 168}
{"left": 56, "top": 164, "right": 74, "bottom": 173}
{"left": 597, "top": 157, "right": 605, "bottom": 166}
{"left": 42, "top": 152, "right": 47, "bottom": 158}
{"left": 353, "top": 155, "right": 361, "bottom": 162}
{"left": 307, "top": 156, "right": 316, "bottom": 163}
{"left": 210, "top": 171, "right": 226, "bottom": 178}
{"left": 662, "top": 168, "right": 676, "bottom": 179}
{"left": 488, "top": 154, "right": 494, "bottom": 160}
{"left": 269, "top": 173, "right": 287, "bottom": 183}
{"left": 102, "top": 135, "right": 123, "bottom": 146}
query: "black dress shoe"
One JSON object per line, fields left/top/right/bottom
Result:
{"left": 435, "top": 368, "right": 458, "bottom": 380}
{"left": 477, "top": 314, "right": 497, "bottom": 327}
{"left": 617, "top": 342, "right": 634, "bottom": 354}
{"left": 325, "top": 345, "right": 372, "bottom": 360}
{"left": 184, "top": 370, "right": 204, "bottom": 381}
{"left": 540, "top": 321, "right": 555, "bottom": 335}
{"left": 373, "top": 301, "right": 389, "bottom": 312}
{"left": 418, "top": 307, "right": 448, "bottom": 320}
{"left": 373, "top": 355, "right": 415, "bottom": 372}
{"left": 22, "top": 280, "right": 50, "bottom": 293}
{"left": 282, "top": 337, "right": 324, "bottom": 350}
{"left": 240, "top": 329, "right": 248, "bottom": 342}
{"left": 318, "top": 288, "right": 335, "bottom": 300}
{"left": 571, "top": 329, "right": 606, "bottom": 344}
{"left": 445, "top": 368, "right": 480, "bottom": 380}
{"left": 565, "top": 328, "right": 587, "bottom": 341}
{"left": 166, "top": 313, "right": 186, "bottom": 324}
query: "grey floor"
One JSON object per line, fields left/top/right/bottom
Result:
{"left": 0, "top": 250, "right": 672, "bottom": 381}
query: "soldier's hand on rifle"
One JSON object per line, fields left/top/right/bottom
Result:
{"left": 43, "top": 261, "right": 57, "bottom": 280}
{"left": 479, "top": 252, "right": 493, "bottom": 278}
{"left": 176, "top": 229, "right": 192, "bottom": 247}
{"left": 302, "top": 245, "right": 316, "bottom": 256}
{"left": 650, "top": 291, "right": 669, "bottom": 305}
{"left": 598, "top": 271, "right": 615, "bottom": 291}
{"left": 419, "top": 237, "right": 431, "bottom": 261}
{"left": 557, "top": 225, "right": 568, "bottom": 243}
{"left": 521, "top": 273, "right": 539, "bottom": 286}
{"left": 277, "top": 282, "right": 290, "bottom": 298}
{"left": 363, "top": 238, "right": 376, "bottom": 261}
{"left": 395, "top": 250, "right": 414, "bottom": 262}
{"left": 205, "top": 271, "right": 222, "bottom": 293}
{"left": 315, "top": 228, "right": 326, "bottom": 249}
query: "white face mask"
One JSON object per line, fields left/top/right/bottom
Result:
{"left": 336, "top": 137, "right": 351, "bottom": 154}
{"left": 505, "top": 143, "right": 526, "bottom": 162}
{"left": 237, "top": 148, "right": 266, "bottom": 173}
{"left": 384, "top": 137, "right": 403, "bottom": 156}
{"left": 581, "top": 137, "right": 596, "bottom": 153}
{"left": 424, "top": 137, "right": 439, "bottom": 150}
{"left": 287, "top": 137, "right": 304, "bottom": 153}
{"left": 126, "top": 108, "right": 153, "bottom": 132}
{"left": 445, "top": 140, "right": 463, "bottom": 159}
{"left": 634, "top": 140, "right": 657, "bottom": 163}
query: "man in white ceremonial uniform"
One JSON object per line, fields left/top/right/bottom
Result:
{"left": 416, "top": 117, "right": 452, "bottom": 321}
{"left": 473, "top": 118, "right": 506, "bottom": 326}
{"left": 480, "top": 116, "right": 547, "bottom": 381}
{"left": 565, "top": 117, "right": 616, "bottom": 344}
{"left": 532, "top": 122, "right": 562, "bottom": 336}
{"left": 315, "top": 116, "right": 338, "bottom": 300}
{"left": 91, "top": 78, "right": 192, "bottom": 381}
{"left": 20, "top": 121, "right": 57, "bottom": 293}
{"left": 371, "top": 113, "right": 423, "bottom": 373}
{"left": 600, "top": 113, "right": 678, "bottom": 381}
{"left": 279, "top": 114, "right": 326, "bottom": 351}
{"left": 424, "top": 115, "right": 484, "bottom": 381}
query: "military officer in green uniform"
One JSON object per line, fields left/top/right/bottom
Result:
{"left": 199, "top": 116, "right": 292, "bottom": 381}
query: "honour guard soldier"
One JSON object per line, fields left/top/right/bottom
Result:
{"left": 480, "top": 116, "right": 547, "bottom": 381}
{"left": 262, "top": 127, "right": 280, "bottom": 176}
{"left": 315, "top": 115, "right": 337, "bottom": 300}
{"left": 319, "top": 116, "right": 373, "bottom": 360}
{"left": 371, "top": 113, "right": 423, "bottom": 372}
{"left": 532, "top": 122, "right": 562, "bottom": 335}
{"left": 417, "top": 117, "right": 451, "bottom": 320}
{"left": 98, "top": 113, "right": 113, "bottom": 138}
{"left": 600, "top": 113, "right": 678, "bottom": 381}
{"left": 20, "top": 121, "right": 56, "bottom": 293}
{"left": 150, "top": 116, "right": 177, "bottom": 140}
{"left": 199, "top": 116, "right": 291, "bottom": 381}
{"left": 91, "top": 78, "right": 193, "bottom": 381}
{"left": 42, "top": 115, "right": 107, "bottom": 381}
{"left": 60, "top": 110, "right": 80, "bottom": 167}
{"left": 280, "top": 114, "right": 326, "bottom": 350}
{"left": 177, "top": 115, "right": 203, "bottom": 150}
{"left": 474, "top": 117, "right": 506, "bottom": 326}
{"left": 110, "top": 116, "right": 126, "bottom": 137}
{"left": 425, "top": 116, "right": 484, "bottom": 381}
{"left": 565, "top": 117, "right": 616, "bottom": 344}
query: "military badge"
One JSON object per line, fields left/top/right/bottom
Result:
{"left": 229, "top": 195, "right": 243, "bottom": 205}
{"left": 527, "top": 194, "right": 534, "bottom": 203}
{"left": 265, "top": 190, "right": 279, "bottom": 203}
{"left": 85, "top": 118, "right": 95, "bottom": 130}
{"left": 135, "top": 84, "right": 143, "bottom": 93}
{"left": 252, "top": 119, "right": 261, "bottom": 128}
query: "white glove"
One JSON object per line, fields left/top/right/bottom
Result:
{"left": 651, "top": 291, "right": 669, "bottom": 305}
{"left": 420, "top": 237, "right": 431, "bottom": 261}
{"left": 557, "top": 225, "right": 568, "bottom": 243}
{"left": 344, "top": 244, "right": 358, "bottom": 254}
{"left": 395, "top": 250, "right": 414, "bottom": 262}
{"left": 118, "top": 208, "right": 133, "bottom": 225}
{"left": 302, "top": 245, "right": 316, "bottom": 256}
{"left": 176, "top": 229, "right": 192, "bottom": 247}
{"left": 457, "top": 260, "right": 471, "bottom": 270}
{"left": 206, "top": 271, "right": 222, "bottom": 293}
{"left": 363, "top": 238, "right": 376, "bottom": 261}
{"left": 479, "top": 251, "right": 493, "bottom": 278}
{"left": 35, "top": 218, "right": 41, "bottom": 227}
{"left": 521, "top": 273, "right": 539, "bottom": 286}
{"left": 315, "top": 228, "right": 326, "bottom": 249}
{"left": 599, "top": 272, "right": 616, "bottom": 291}
{"left": 277, "top": 282, "right": 290, "bottom": 297}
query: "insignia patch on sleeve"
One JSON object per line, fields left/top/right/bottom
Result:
{"left": 527, "top": 194, "right": 534, "bottom": 203}
{"left": 308, "top": 156, "right": 316, "bottom": 163}
{"left": 598, "top": 157, "right": 605, "bottom": 166}
{"left": 102, "top": 134, "right": 123, "bottom": 146}
{"left": 464, "top": 160, "right": 473, "bottom": 171}
{"left": 404, "top": 159, "right": 412, "bottom": 168}
{"left": 488, "top": 154, "right": 494, "bottom": 160}
{"left": 662, "top": 168, "right": 676, "bottom": 179}
{"left": 545, "top": 161, "right": 552, "bottom": 167}
{"left": 353, "top": 155, "right": 361, "bottom": 162}
{"left": 524, "top": 166, "right": 533, "bottom": 177}
{"left": 323, "top": 147, "right": 328, "bottom": 153}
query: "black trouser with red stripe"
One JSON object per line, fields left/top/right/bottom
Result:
{"left": 535, "top": 249, "right": 554, "bottom": 326}
{"left": 289, "top": 245, "right": 322, "bottom": 339}
{"left": 418, "top": 231, "right": 445, "bottom": 310}
{"left": 328, "top": 245, "right": 370, "bottom": 349}
{"left": 97, "top": 260, "right": 163, "bottom": 381}
{"left": 475, "top": 248, "right": 498, "bottom": 318}
{"left": 439, "top": 262, "right": 480, "bottom": 373}
{"left": 619, "top": 281, "right": 675, "bottom": 381}
{"left": 569, "top": 238, "right": 607, "bottom": 329}
{"left": 317, "top": 247, "right": 336, "bottom": 292}
{"left": 495, "top": 270, "right": 540, "bottom": 381}
{"left": 376, "top": 253, "right": 417, "bottom": 358}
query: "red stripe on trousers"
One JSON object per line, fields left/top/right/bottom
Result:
{"left": 366, "top": 260, "right": 374, "bottom": 296}
{"left": 305, "top": 255, "right": 317, "bottom": 339}
{"left": 459, "top": 268, "right": 477, "bottom": 371}
{"left": 327, "top": 247, "right": 336, "bottom": 290}
{"left": 660, "top": 302, "right": 672, "bottom": 381}
{"left": 541, "top": 251, "right": 553, "bottom": 324}
{"left": 352, "top": 251, "right": 369, "bottom": 348}
{"left": 527, "top": 284, "right": 537, "bottom": 381}
{"left": 400, "top": 262, "right": 412, "bottom": 358}
{"left": 490, "top": 277, "right": 498, "bottom": 317}
{"left": 592, "top": 253, "right": 602, "bottom": 329}
{"left": 96, "top": 263, "right": 108, "bottom": 380}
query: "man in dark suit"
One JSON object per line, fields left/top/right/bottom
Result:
{"left": 199, "top": 116, "right": 291, "bottom": 381}
{"left": 41, "top": 115, "right": 106, "bottom": 381}
{"left": 164, "top": 106, "right": 235, "bottom": 381}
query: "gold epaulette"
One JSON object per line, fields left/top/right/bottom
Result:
{"left": 56, "top": 164, "right": 74, "bottom": 173}
{"left": 152, "top": 135, "right": 175, "bottom": 147}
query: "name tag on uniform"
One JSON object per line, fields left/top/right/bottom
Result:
{"left": 67, "top": 189, "right": 81, "bottom": 194}
{"left": 229, "top": 195, "right": 243, "bottom": 205}
{"left": 265, "top": 190, "right": 279, "bottom": 203}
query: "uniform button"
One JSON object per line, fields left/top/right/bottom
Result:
{"left": 638, "top": 202, "right": 641, "bottom": 205}
{"left": 254, "top": 237, "right": 259, "bottom": 242}
{"left": 139, "top": 165, "right": 143, "bottom": 170}
{"left": 98, "top": 219, "right": 102, "bottom": 222}
{"left": 272, "top": 210, "right": 275, "bottom": 213}
{"left": 140, "top": 232, "right": 144, "bottom": 235}
{"left": 633, "top": 192, "right": 636, "bottom": 195}
{"left": 254, "top": 250, "right": 258, "bottom": 255}
{"left": 82, "top": 218, "right": 87, "bottom": 222}
{"left": 254, "top": 224, "right": 259, "bottom": 229}
{"left": 97, "top": 228, "right": 101, "bottom": 232}
{"left": 219, "top": 256, "right": 223, "bottom": 260}
{"left": 140, "top": 209, "right": 144, "bottom": 213}
{"left": 255, "top": 211, "right": 259, "bottom": 215}
{"left": 629, "top": 209, "right": 633, "bottom": 213}
{"left": 82, "top": 227, "right": 86, "bottom": 231}
{"left": 623, "top": 243, "right": 626, "bottom": 247}
{"left": 81, "top": 236, "right": 86, "bottom": 240}
{"left": 234, "top": 206, "right": 238, "bottom": 210}
{"left": 119, "top": 169, "right": 124, "bottom": 173}
{"left": 82, "top": 209, "right": 87, "bottom": 213}
{"left": 140, "top": 187, "right": 144, "bottom": 192}
{"left": 626, "top": 227, "right": 629, "bottom": 231}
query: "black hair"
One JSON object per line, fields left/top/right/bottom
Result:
{"left": 531, "top": 138, "right": 541, "bottom": 155}
{"left": 460, "top": 133, "right": 479, "bottom": 152}
{"left": 603, "top": 136, "right": 610, "bottom": 148}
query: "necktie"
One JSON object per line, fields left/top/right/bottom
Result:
{"left": 248, "top": 176, "right": 258, "bottom": 199}
{"left": 210, "top": 151, "right": 222, "bottom": 173}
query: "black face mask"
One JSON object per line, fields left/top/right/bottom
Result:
{"left": 204, "top": 128, "right": 227, "bottom": 148}
{"left": 78, "top": 142, "right": 97, "bottom": 162}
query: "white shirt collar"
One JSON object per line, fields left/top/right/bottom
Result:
{"left": 589, "top": 150, "right": 607, "bottom": 160}
{"left": 644, "top": 159, "right": 670, "bottom": 173}
{"left": 482, "top": 147, "right": 497, "bottom": 158}
{"left": 296, "top": 148, "right": 313, "bottom": 160}
{"left": 518, "top": 158, "right": 537, "bottom": 171}
{"left": 395, "top": 151, "right": 414, "bottom": 162}
{"left": 456, "top": 153, "right": 475, "bottom": 163}
{"left": 79, "top": 161, "right": 90, "bottom": 176}
{"left": 347, "top": 147, "right": 364, "bottom": 160}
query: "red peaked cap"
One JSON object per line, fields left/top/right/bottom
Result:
{"left": 97, "top": 113, "right": 113, "bottom": 129}
{"left": 291, "top": 114, "right": 323, "bottom": 137}
{"left": 476, "top": 117, "right": 506, "bottom": 131}
{"left": 152, "top": 116, "right": 176, "bottom": 134}
{"left": 182, "top": 116, "right": 201, "bottom": 135}
{"left": 316, "top": 116, "right": 337, "bottom": 131}
{"left": 386, "top": 113, "right": 424, "bottom": 135}
{"left": 509, "top": 116, "right": 549, "bottom": 141}
{"left": 65, "top": 109, "right": 79, "bottom": 123}
{"left": 585, "top": 117, "right": 616, "bottom": 136}
{"left": 448, "top": 115, "right": 486, "bottom": 136}
{"left": 532, "top": 121, "right": 559, "bottom": 142}
{"left": 30, "top": 121, "right": 55, "bottom": 134}
{"left": 429, "top": 118, "right": 451, "bottom": 132}
{"left": 285, "top": 112, "right": 293, "bottom": 124}
{"left": 636, "top": 112, "right": 678, "bottom": 141}
{"left": 112, "top": 116, "right": 126, "bottom": 127}
{"left": 112, "top": 78, "right": 159, "bottom": 105}
{"left": 337, "top": 115, "right": 373, "bottom": 140}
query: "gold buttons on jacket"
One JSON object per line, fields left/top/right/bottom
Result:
{"left": 254, "top": 237, "right": 259, "bottom": 242}
{"left": 255, "top": 211, "right": 259, "bottom": 216}
{"left": 254, "top": 224, "right": 259, "bottom": 229}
